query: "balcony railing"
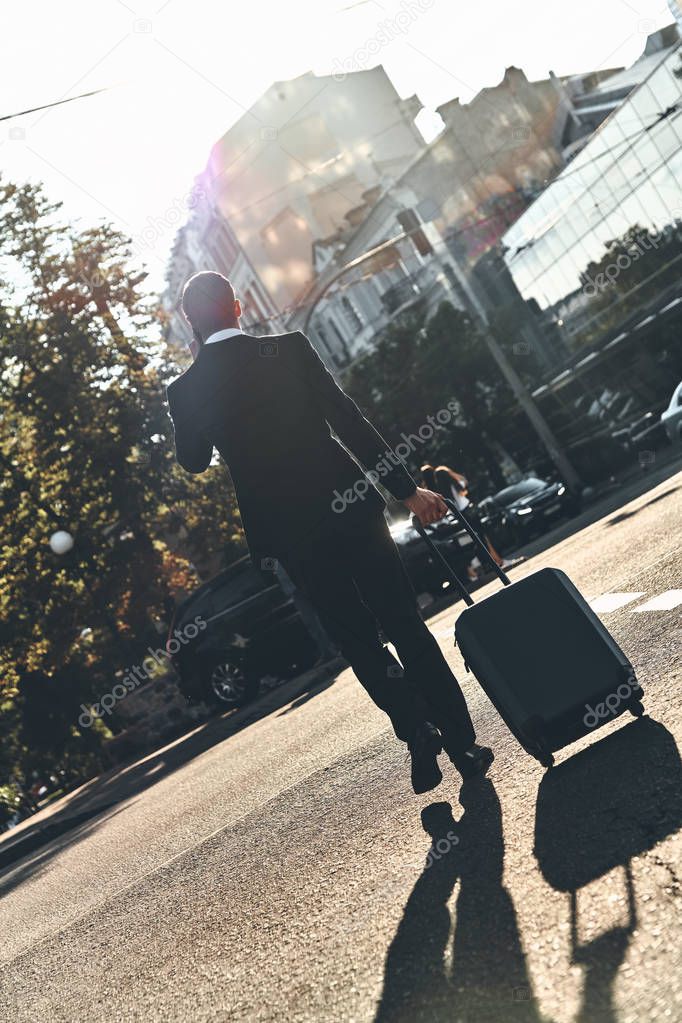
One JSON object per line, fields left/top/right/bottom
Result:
{"left": 380, "top": 277, "right": 420, "bottom": 314}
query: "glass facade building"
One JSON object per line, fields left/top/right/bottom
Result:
{"left": 503, "top": 42, "right": 682, "bottom": 350}
{"left": 496, "top": 44, "right": 682, "bottom": 481}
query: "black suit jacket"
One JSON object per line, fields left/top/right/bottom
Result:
{"left": 166, "top": 331, "right": 417, "bottom": 563}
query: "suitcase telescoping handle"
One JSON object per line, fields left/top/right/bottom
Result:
{"left": 442, "top": 497, "right": 511, "bottom": 587}
{"left": 411, "top": 497, "right": 511, "bottom": 606}
{"left": 411, "top": 515, "right": 475, "bottom": 607}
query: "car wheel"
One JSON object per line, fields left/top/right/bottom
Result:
{"left": 205, "top": 660, "right": 260, "bottom": 710}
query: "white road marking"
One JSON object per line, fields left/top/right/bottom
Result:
{"left": 432, "top": 589, "right": 680, "bottom": 627}
{"left": 589, "top": 592, "right": 646, "bottom": 612}
{"left": 630, "top": 590, "right": 682, "bottom": 612}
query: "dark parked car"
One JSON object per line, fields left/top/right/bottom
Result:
{"left": 389, "top": 513, "right": 477, "bottom": 603}
{"left": 612, "top": 409, "right": 671, "bottom": 458}
{"left": 478, "top": 476, "right": 581, "bottom": 549}
{"left": 167, "top": 557, "right": 318, "bottom": 711}
{"left": 169, "top": 510, "right": 478, "bottom": 708}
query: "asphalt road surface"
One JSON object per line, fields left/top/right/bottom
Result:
{"left": 1, "top": 471, "right": 681, "bottom": 1023}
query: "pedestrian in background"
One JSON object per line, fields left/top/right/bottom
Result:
{"left": 420, "top": 463, "right": 521, "bottom": 580}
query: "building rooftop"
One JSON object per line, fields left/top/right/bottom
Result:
{"left": 590, "top": 40, "right": 679, "bottom": 97}
{"left": 588, "top": 23, "right": 679, "bottom": 94}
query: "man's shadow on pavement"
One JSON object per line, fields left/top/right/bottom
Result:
{"left": 534, "top": 716, "right": 682, "bottom": 1023}
{"left": 375, "top": 718, "right": 682, "bottom": 1023}
{"left": 375, "top": 780, "right": 546, "bottom": 1023}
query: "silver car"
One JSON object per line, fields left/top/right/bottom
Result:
{"left": 661, "top": 382, "right": 682, "bottom": 444}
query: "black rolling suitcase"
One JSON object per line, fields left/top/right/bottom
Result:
{"left": 413, "top": 499, "right": 644, "bottom": 767}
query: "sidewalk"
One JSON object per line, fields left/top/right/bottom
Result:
{"left": 0, "top": 657, "right": 345, "bottom": 872}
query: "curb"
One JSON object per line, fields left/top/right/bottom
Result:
{"left": 0, "top": 801, "right": 119, "bottom": 872}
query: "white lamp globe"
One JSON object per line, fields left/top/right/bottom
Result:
{"left": 49, "top": 530, "right": 74, "bottom": 555}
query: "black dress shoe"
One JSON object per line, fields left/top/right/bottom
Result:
{"left": 450, "top": 744, "right": 494, "bottom": 781}
{"left": 407, "top": 723, "right": 443, "bottom": 794}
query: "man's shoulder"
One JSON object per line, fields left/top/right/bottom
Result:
{"left": 166, "top": 361, "right": 197, "bottom": 398}
{"left": 166, "top": 331, "right": 306, "bottom": 395}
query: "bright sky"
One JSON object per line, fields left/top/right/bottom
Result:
{"left": 0, "top": 0, "right": 674, "bottom": 291}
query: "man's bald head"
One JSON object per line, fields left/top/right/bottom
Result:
{"left": 181, "top": 271, "right": 241, "bottom": 345}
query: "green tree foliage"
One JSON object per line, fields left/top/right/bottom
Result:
{"left": 0, "top": 180, "right": 244, "bottom": 785}
{"left": 343, "top": 300, "right": 514, "bottom": 493}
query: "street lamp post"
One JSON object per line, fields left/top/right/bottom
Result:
{"left": 299, "top": 227, "right": 582, "bottom": 492}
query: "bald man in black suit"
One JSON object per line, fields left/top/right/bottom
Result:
{"left": 167, "top": 271, "right": 493, "bottom": 792}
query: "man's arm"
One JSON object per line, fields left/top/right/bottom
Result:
{"left": 166, "top": 382, "right": 213, "bottom": 474}
{"left": 295, "top": 331, "right": 448, "bottom": 523}
{"left": 296, "top": 331, "right": 417, "bottom": 500}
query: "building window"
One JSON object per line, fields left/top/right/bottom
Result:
{"left": 251, "top": 279, "right": 274, "bottom": 320}
{"left": 243, "top": 287, "right": 265, "bottom": 327}
{"left": 325, "top": 317, "right": 350, "bottom": 365}
{"left": 241, "top": 288, "right": 268, "bottom": 330}
{"left": 203, "top": 218, "right": 240, "bottom": 274}
{"left": 314, "top": 322, "right": 334, "bottom": 360}
{"left": 341, "top": 295, "right": 363, "bottom": 332}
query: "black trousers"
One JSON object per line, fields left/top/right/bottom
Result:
{"left": 283, "top": 512, "right": 476, "bottom": 754}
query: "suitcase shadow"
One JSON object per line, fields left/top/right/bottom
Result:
{"left": 534, "top": 716, "right": 682, "bottom": 892}
{"left": 534, "top": 717, "right": 681, "bottom": 1023}
{"left": 375, "top": 781, "right": 546, "bottom": 1023}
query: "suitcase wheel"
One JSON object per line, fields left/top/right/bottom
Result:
{"left": 628, "top": 698, "right": 645, "bottom": 718}
{"left": 533, "top": 734, "right": 554, "bottom": 769}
